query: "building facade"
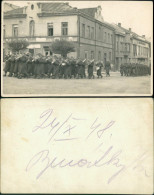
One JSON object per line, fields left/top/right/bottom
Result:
{"left": 3, "top": 2, "right": 151, "bottom": 70}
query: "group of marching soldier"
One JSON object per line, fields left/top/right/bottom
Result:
{"left": 3, "top": 52, "right": 150, "bottom": 79}
{"left": 120, "top": 63, "right": 150, "bottom": 76}
{"left": 3, "top": 53, "right": 111, "bottom": 79}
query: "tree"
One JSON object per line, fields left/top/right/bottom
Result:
{"left": 50, "top": 39, "right": 75, "bottom": 58}
{"left": 7, "top": 38, "right": 29, "bottom": 53}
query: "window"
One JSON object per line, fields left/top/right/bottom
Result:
{"left": 82, "top": 24, "right": 85, "bottom": 37}
{"left": 85, "top": 51, "right": 88, "bottom": 59}
{"left": 117, "top": 41, "right": 119, "bottom": 51}
{"left": 111, "top": 34, "right": 113, "bottom": 43}
{"left": 104, "top": 53, "right": 107, "bottom": 64}
{"left": 91, "top": 27, "right": 94, "bottom": 39}
{"left": 127, "top": 44, "right": 130, "bottom": 52}
{"left": 91, "top": 51, "right": 94, "bottom": 59}
{"left": 48, "top": 23, "right": 53, "bottom": 36}
{"left": 29, "top": 20, "right": 35, "bottom": 36}
{"left": 3, "top": 25, "right": 5, "bottom": 38}
{"left": 125, "top": 43, "right": 127, "bottom": 52}
{"left": 104, "top": 32, "right": 106, "bottom": 42}
{"left": 120, "top": 43, "right": 122, "bottom": 52}
{"left": 109, "top": 52, "right": 112, "bottom": 61}
{"left": 61, "top": 22, "right": 68, "bottom": 36}
{"left": 108, "top": 33, "right": 110, "bottom": 43}
{"left": 87, "top": 26, "right": 90, "bottom": 38}
{"left": 12, "top": 24, "right": 18, "bottom": 37}
{"left": 98, "top": 51, "right": 101, "bottom": 60}
{"left": 99, "top": 26, "right": 101, "bottom": 39}
{"left": 31, "top": 4, "right": 34, "bottom": 10}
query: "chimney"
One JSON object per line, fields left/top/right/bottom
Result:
{"left": 129, "top": 28, "right": 131, "bottom": 32}
{"left": 142, "top": 35, "right": 145, "bottom": 38}
{"left": 118, "top": 23, "right": 121, "bottom": 27}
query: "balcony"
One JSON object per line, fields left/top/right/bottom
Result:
{"left": 137, "top": 54, "right": 148, "bottom": 59}
{"left": 121, "top": 50, "right": 130, "bottom": 55}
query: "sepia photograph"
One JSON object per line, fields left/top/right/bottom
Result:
{"left": 1, "top": 0, "right": 153, "bottom": 96}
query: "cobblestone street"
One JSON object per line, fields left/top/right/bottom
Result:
{"left": 2, "top": 72, "right": 151, "bottom": 95}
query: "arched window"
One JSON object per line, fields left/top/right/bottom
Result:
{"left": 31, "top": 4, "right": 34, "bottom": 10}
{"left": 29, "top": 20, "right": 35, "bottom": 36}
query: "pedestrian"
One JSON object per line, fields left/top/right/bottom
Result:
{"left": 105, "top": 61, "right": 111, "bottom": 76}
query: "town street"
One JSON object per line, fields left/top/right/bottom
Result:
{"left": 3, "top": 72, "right": 151, "bottom": 95}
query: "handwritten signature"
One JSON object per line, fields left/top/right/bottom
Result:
{"left": 26, "top": 108, "right": 151, "bottom": 184}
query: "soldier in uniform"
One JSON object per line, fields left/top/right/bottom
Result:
{"left": 52, "top": 56, "right": 60, "bottom": 79}
{"left": 77, "top": 58, "right": 84, "bottom": 79}
{"left": 46, "top": 56, "right": 53, "bottom": 78}
{"left": 18, "top": 53, "right": 28, "bottom": 79}
{"left": 26, "top": 53, "right": 34, "bottom": 77}
{"left": 96, "top": 60, "right": 103, "bottom": 78}
{"left": 64, "top": 58, "right": 72, "bottom": 79}
{"left": 82, "top": 59, "right": 87, "bottom": 78}
{"left": 120, "top": 64, "right": 124, "bottom": 76}
{"left": 9, "top": 54, "right": 16, "bottom": 77}
{"left": 88, "top": 59, "right": 95, "bottom": 79}
{"left": 13, "top": 54, "right": 20, "bottom": 77}
{"left": 3, "top": 54, "right": 11, "bottom": 76}
{"left": 70, "top": 57, "right": 77, "bottom": 78}
{"left": 104, "top": 60, "right": 111, "bottom": 76}
{"left": 59, "top": 57, "right": 66, "bottom": 79}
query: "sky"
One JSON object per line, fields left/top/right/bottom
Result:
{"left": 4, "top": 1, "right": 153, "bottom": 38}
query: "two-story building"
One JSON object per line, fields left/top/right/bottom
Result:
{"left": 116, "top": 23, "right": 151, "bottom": 67}
{"left": 3, "top": 2, "right": 114, "bottom": 64}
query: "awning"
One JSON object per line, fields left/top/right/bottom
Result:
{"left": 27, "top": 44, "right": 41, "bottom": 49}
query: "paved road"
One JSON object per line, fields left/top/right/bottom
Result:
{"left": 2, "top": 72, "right": 152, "bottom": 95}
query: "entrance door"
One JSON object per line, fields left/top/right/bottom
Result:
{"left": 116, "top": 57, "right": 119, "bottom": 71}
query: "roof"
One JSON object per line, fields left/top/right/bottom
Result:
{"left": 117, "top": 25, "right": 150, "bottom": 43}
{"left": 78, "top": 8, "right": 97, "bottom": 18}
{"left": 4, "top": 2, "right": 20, "bottom": 11}
{"left": 38, "top": 2, "right": 76, "bottom": 13}
{"left": 4, "top": 6, "right": 26, "bottom": 15}
{"left": 110, "top": 23, "right": 125, "bottom": 35}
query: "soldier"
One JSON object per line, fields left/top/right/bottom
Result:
{"left": 18, "top": 53, "right": 28, "bottom": 79}
{"left": 88, "top": 59, "right": 95, "bottom": 79}
{"left": 131, "top": 63, "right": 136, "bottom": 76}
{"left": 120, "top": 64, "right": 124, "bottom": 76}
{"left": 35, "top": 54, "right": 46, "bottom": 79}
{"left": 13, "top": 54, "right": 20, "bottom": 77}
{"left": 52, "top": 55, "right": 60, "bottom": 79}
{"left": 3, "top": 54, "right": 11, "bottom": 76}
{"left": 26, "top": 53, "right": 34, "bottom": 77}
{"left": 77, "top": 58, "right": 84, "bottom": 79}
{"left": 46, "top": 56, "right": 53, "bottom": 78}
{"left": 96, "top": 60, "right": 103, "bottom": 78}
{"left": 9, "top": 54, "right": 16, "bottom": 77}
{"left": 64, "top": 58, "right": 72, "bottom": 79}
{"left": 59, "top": 57, "right": 66, "bottom": 79}
{"left": 70, "top": 57, "right": 77, "bottom": 78}
{"left": 82, "top": 59, "right": 87, "bottom": 78}
{"left": 105, "top": 61, "right": 111, "bottom": 76}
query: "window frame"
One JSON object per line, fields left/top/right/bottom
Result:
{"left": 47, "top": 23, "right": 54, "bottom": 36}
{"left": 61, "top": 22, "right": 68, "bottom": 36}
{"left": 12, "top": 24, "right": 18, "bottom": 37}
{"left": 29, "top": 20, "right": 35, "bottom": 37}
{"left": 82, "top": 23, "right": 85, "bottom": 38}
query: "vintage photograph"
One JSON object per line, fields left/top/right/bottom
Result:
{"left": 1, "top": 0, "right": 153, "bottom": 96}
